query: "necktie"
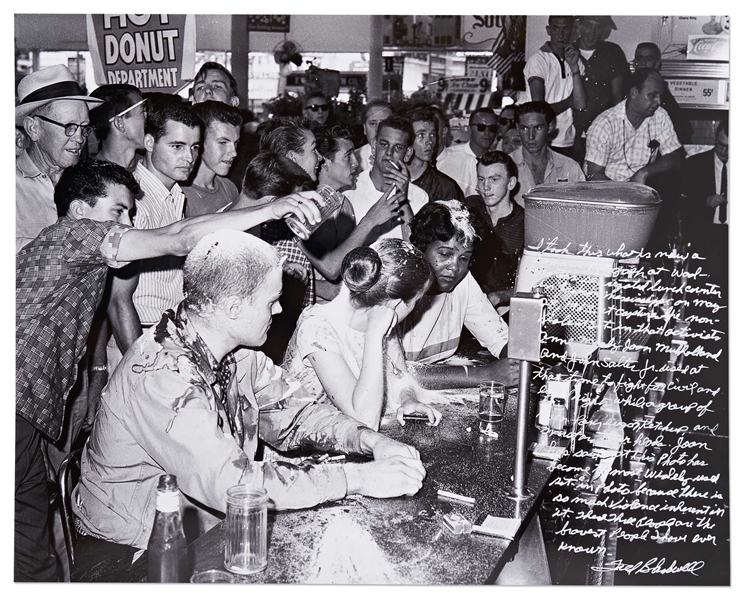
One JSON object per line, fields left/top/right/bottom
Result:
{"left": 719, "top": 162, "right": 727, "bottom": 224}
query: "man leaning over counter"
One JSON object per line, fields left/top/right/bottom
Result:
{"left": 73, "top": 231, "right": 427, "bottom": 553}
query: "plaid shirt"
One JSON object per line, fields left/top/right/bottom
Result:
{"left": 585, "top": 100, "right": 681, "bottom": 182}
{"left": 16, "top": 218, "right": 131, "bottom": 440}
{"left": 262, "top": 221, "right": 315, "bottom": 307}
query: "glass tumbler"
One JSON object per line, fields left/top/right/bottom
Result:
{"left": 190, "top": 569, "right": 236, "bottom": 583}
{"left": 224, "top": 485, "right": 268, "bottom": 575}
{"left": 478, "top": 381, "right": 506, "bottom": 439}
{"left": 284, "top": 184, "right": 344, "bottom": 240}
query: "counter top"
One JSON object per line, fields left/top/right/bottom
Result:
{"left": 85, "top": 391, "right": 554, "bottom": 584}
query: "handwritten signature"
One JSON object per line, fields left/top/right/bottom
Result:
{"left": 593, "top": 557, "right": 705, "bottom": 576}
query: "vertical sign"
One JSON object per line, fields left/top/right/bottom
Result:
{"left": 86, "top": 14, "right": 196, "bottom": 93}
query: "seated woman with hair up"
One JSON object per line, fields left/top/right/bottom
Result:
{"left": 283, "top": 239, "right": 443, "bottom": 431}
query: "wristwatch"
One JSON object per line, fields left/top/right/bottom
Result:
{"left": 90, "top": 364, "right": 108, "bottom": 373}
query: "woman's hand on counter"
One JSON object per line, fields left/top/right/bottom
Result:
{"left": 396, "top": 402, "right": 442, "bottom": 427}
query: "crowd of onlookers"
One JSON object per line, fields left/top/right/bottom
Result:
{"left": 15, "top": 14, "right": 727, "bottom": 582}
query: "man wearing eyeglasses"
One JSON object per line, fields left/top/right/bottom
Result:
{"left": 16, "top": 65, "right": 103, "bottom": 253}
{"left": 303, "top": 91, "right": 331, "bottom": 129}
{"left": 437, "top": 107, "right": 499, "bottom": 197}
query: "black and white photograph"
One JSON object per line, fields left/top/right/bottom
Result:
{"left": 11, "top": 8, "right": 734, "bottom": 588}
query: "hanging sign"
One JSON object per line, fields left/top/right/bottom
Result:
{"left": 86, "top": 14, "right": 196, "bottom": 92}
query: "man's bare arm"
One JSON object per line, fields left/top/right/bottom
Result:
{"left": 107, "top": 265, "right": 142, "bottom": 355}
{"left": 630, "top": 147, "right": 686, "bottom": 185}
{"left": 586, "top": 161, "right": 611, "bottom": 181}
{"left": 529, "top": 77, "right": 578, "bottom": 115}
{"left": 115, "top": 192, "right": 323, "bottom": 262}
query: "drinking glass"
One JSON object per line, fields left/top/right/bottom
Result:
{"left": 478, "top": 382, "right": 506, "bottom": 439}
{"left": 224, "top": 485, "right": 268, "bottom": 575}
{"left": 284, "top": 184, "right": 344, "bottom": 240}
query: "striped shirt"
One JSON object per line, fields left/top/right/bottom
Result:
{"left": 131, "top": 162, "right": 186, "bottom": 324}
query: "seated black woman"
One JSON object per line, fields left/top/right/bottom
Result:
{"left": 397, "top": 199, "right": 520, "bottom": 389}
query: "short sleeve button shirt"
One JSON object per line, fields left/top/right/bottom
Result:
{"left": 16, "top": 150, "right": 58, "bottom": 253}
{"left": 585, "top": 100, "right": 682, "bottom": 182}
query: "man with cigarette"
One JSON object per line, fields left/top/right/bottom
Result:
{"left": 345, "top": 115, "right": 429, "bottom": 242}
{"left": 355, "top": 99, "right": 393, "bottom": 173}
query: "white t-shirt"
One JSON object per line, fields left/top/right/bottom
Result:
{"left": 345, "top": 170, "right": 429, "bottom": 241}
{"left": 524, "top": 44, "right": 578, "bottom": 148}
{"left": 398, "top": 272, "right": 509, "bottom": 364}
{"left": 436, "top": 142, "right": 478, "bottom": 198}
{"left": 355, "top": 143, "right": 372, "bottom": 173}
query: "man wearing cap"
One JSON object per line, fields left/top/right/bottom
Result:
{"left": 16, "top": 64, "right": 103, "bottom": 252}
{"left": 89, "top": 84, "right": 146, "bottom": 172}
{"left": 572, "top": 16, "right": 630, "bottom": 164}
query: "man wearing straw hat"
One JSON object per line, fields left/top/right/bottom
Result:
{"left": 16, "top": 64, "right": 103, "bottom": 253}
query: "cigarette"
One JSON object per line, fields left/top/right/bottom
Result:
{"left": 437, "top": 490, "right": 475, "bottom": 504}
{"left": 471, "top": 525, "right": 500, "bottom": 537}
{"left": 325, "top": 455, "right": 346, "bottom": 462}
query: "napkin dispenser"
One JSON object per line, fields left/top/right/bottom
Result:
{"left": 515, "top": 182, "right": 661, "bottom": 361}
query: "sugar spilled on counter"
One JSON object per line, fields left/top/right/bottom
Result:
{"left": 305, "top": 514, "right": 399, "bottom": 584}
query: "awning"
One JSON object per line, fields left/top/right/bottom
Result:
{"left": 443, "top": 92, "right": 497, "bottom": 114}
